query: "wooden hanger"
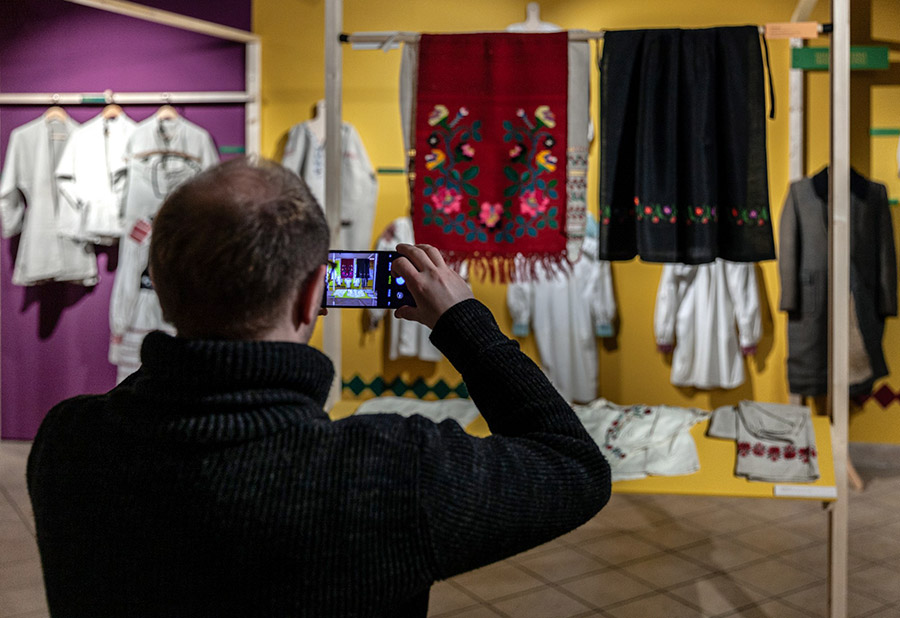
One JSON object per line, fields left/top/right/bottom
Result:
{"left": 101, "top": 104, "right": 123, "bottom": 119}
{"left": 155, "top": 104, "right": 179, "bottom": 120}
{"left": 129, "top": 149, "right": 202, "bottom": 163}
{"left": 129, "top": 105, "right": 194, "bottom": 161}
{"left": 44, "top": 106, "right": 69, "bottom": 123}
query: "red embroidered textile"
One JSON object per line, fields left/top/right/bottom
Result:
{"left": 412, "top": 33, "right": 568, "bottom": 280}
{"left": 340, "top": 259, "right": 354, "bottom": 279}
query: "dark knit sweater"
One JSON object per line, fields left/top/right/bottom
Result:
{"left": 27, "top": 300, "right": 611, "bottom": 617}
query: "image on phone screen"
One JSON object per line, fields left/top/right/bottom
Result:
{"left": 322, "top": 251, "right": 415, "bottom": 309}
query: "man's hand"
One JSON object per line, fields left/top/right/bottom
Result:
{"left": 392, "top": 243, "right": 473, "bottom": 329}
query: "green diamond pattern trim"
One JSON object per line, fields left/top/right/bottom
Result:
{"left": 342, "top": 375, "right": 469, "bottom": 400}
{"left": 346, "top": 376, "right": 366, "bottom": 396}
{"left": 432, "top": 380, "right": 451, "bottom": 399}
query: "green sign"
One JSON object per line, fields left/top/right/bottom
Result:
{"left": 792, "top": 46, "right": 889, "bottom": 70}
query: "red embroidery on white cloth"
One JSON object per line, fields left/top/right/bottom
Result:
{"left": 737, "top": 441, "right": 817, "bottom": 462}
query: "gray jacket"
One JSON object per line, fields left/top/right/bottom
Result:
{"left": 778, "top": 175, "right": 897, "bottom": 396}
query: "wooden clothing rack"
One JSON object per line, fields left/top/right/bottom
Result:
{"left": 0, "top": 0, "right": 261, "bottom": 155}
{"left": 0, "top": 4, "right": 260, "bottom": 433}
{"left": 324, "top": 1, "right": 853, "bottom": 616}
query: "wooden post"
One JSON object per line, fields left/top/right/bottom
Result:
{"left": 324, "top": 0, "right": 344, "bottom": 408}
{"left": 246, "top": 41, "right": 262, "bottom": 156}
{"left": 828, "top": 0, "right": 850, "bottom": 614}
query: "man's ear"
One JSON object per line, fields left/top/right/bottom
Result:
{"left": 295, "top": 263, "right": 327, "bottom": 328}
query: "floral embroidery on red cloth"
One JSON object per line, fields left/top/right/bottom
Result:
{"left": 412, "top": 33, "right": 569, "bottom": 280}
{"left": 340, "top": 259, "right": 354, "bottom": 279}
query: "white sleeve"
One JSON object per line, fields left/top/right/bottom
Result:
{"left": 119, "top": 135, "right": 137, "bottom": 224}
{"left": 200, "top": 131, "right": 220, "bottom": 169}
{"left": 342, "top": 124, "right": 378, "bottom": 250}
{"left": 281, "top": 125, "right": 308, "bottom": 178}
{"left": 506, "top": 277, "right": 534, "bottom": 337}
{"left": 54, "top": 136, "right": 86, "bottom": 238}
{"left": 654, "top": 265, "right": 679, "bottom": 348}
{"left": 0, "top": 131, "right": 25, "bottom": 238}
{"left": 346, "top": 124, "right": 376, "bottom": 181}
{"left": 724, "top": 260, "right": 762, "bottom": 351}
{"left": 589, "top": 260, "right": 616, "bottom": 337}
{"left": 109, "top": 235, "right": 142, "bottom": 339}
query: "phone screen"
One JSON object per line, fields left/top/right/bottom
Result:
{"left": 322, "top": 251, "right": 415, "bottom": 309}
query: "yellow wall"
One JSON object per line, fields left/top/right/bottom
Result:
{"left": 253, "top": 0, "right": 900, "bottom": 442}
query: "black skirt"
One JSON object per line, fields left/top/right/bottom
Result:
{"left": 599, "top": 26, "right": 776, "bottom": 264}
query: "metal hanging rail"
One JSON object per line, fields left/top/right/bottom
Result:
{"left": 339, "top": 23, "right": 829, "bottom": 48}
{"left": 0, "top": 91, "right": 252, "bottom": 106}
{"left": 339, "top": 30, "right": 605, "bottom": 46}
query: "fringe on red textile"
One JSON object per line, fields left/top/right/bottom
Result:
{"left": 443, "top": 251, "right": 573, "bottom": 283}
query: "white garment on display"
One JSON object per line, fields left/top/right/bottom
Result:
{"left": 654, "top": 259, "right": 761, "bottom": 390}
{"left": 0, "top": 112, "right": 98, "bottom": 286}
{"left": 368, "top": 216, "right": 470, "bottom": 362}
{"left": 109, "top": 114, "right": 220, "bottom": 378}
{"left": 282, "top": 120, "right": 377, "bottom": 251}
{"left": 354, "top": 396, "right": 481, "bottom": 428}
{"left": 507, "top": 234, "right": 617, "bottom": 404}
{"left": 708, "top": 401, "right": 820, "bottom": 483}
{"left": 56, "top": 111, "right": 137, "bottom": 244}
{"left": 573, "top": 398, "right": 709, "bottom": 482}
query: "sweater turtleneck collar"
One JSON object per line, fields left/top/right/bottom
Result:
{"left": 136, "top": 331, "right": 335, "bottom": 409}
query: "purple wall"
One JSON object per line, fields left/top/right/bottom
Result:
{"left": 0, "top": 0, "right": 251, "bottom": 439}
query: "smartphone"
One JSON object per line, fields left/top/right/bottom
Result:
{"left": 322, "top": 250, "right": 415, "bottom": 309}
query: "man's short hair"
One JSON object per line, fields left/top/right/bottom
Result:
{"left": 149, "top": 156, "right": 330, "bottom": 339}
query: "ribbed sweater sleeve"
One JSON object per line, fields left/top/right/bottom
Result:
{"left": 419, "top": 299, "right": 611, "bottom": 579}
{"left": 431, "top": 299, "right": 591, "bottom": 440}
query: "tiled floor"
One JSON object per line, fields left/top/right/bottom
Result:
{"left": 2, "top": 439, "right": 900, "bottom": 618}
